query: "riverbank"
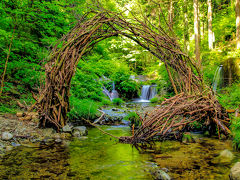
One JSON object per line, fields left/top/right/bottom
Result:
{"left": 0, "top": 114, "right": 73, "bottom": 158}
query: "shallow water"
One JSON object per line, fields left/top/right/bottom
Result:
{"left": 69, "top": 126, "right": 154, "bottom": 179}
{"left": 0, "top": 125, "right": 239, "bottom": 179}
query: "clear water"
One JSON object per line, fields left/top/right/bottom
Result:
{"left": 0, "top": 125, "right": 239, "bottom": 179}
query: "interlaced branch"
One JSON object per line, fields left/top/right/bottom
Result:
{"left": 33, "top": 9, "right": 229, "bottom": 142}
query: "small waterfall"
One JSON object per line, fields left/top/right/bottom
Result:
{"left": 112, "top": 82, "right": 115, "bottom": 91}
{"left": 140, "top": 85, "right": 157, "bottom": 100}
{"left": 103, "top": 82, "right": 119, "bottom": 100}
{"left": 102, "top": 86, "right": 111, "bottom": 99}
{"left": 141, "top": 85, "right": 151, "bottom": 100}
{"left": 111, "top": 82, "right": 119, "bottom": 99}
{"left": 213, "top": 65, "right": 223, "bottom": 93}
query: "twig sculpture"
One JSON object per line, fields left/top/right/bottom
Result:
{"left": 34, "top": 9, "right": 229, "bottom": 142}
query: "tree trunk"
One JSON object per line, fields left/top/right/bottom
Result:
{"left": 183, "top": 0, "right": 189, "bottom": 52}
{"left": 236, "top": 0, "right": 240, "bottom": 49}
{"left": 194, "top": 0, "right": 201, "bottom": 67}
{"left": 208, "top": 0, "right": 213, "bottom": 50}
{"left": 168, "top": 0, "right": 174, "bottom": 29}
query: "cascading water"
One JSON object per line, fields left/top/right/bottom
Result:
{"left": 212, "top": 65, "right": 223, "bottom": 93}
{"left": 141, "top": 85, "right": 151, "bottom": 100}
{"left": 102, "top": 82, "right": 119, "bottom": 100}
{"left": 133, "top": 85, "right": 157, "bottom": 102}
{"left": 110, "top": 82, "right": 119, "bottom": 100}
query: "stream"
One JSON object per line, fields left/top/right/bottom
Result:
{"left": 0, "top": 104, "right": 239, "bottom": 179}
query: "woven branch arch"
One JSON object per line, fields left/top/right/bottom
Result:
{"left": 35, "top": 10, "right": 229, "bottom": 141}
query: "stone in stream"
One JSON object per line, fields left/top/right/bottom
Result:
{"left": 62, "top": 124, "right": 72, "bottom": 133}
{"left": 151, "top": 168, "right": 171, "bottom": 180}
{"left": 42, "top": 128, "right": 56, "bottom": 137}
{"left": 1, "top": 132, "right": 13, "bottom": 140}
{"left": 55, "top": 138, "right": 62, "bottom": 143}
{"left": 73, "top": 126, "right": 88, "bottom": 137}
{"left": 212, "top": 149, "right": 234, "bottom": 164}
{"left": 229, "top": 162, "right": 240, "bottom": 180}
{"left": 5, "top": 146, "right": 13, "bottom": 151}
{"left": 11, "top": 142, "right": 21, "bottom": 147}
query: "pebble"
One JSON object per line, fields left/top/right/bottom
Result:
{"left": 55, "top": 139, "right": 62, "bottom": 143}
{"left": 2, "top": 132, "right": 13, "bottom": 140}
{"left": 73, "top": 126, "right": 88, "bottom": 136}
{"left": 5, "top": 146, "right": 13, "bottom": 151}
{"left": 229, "top": 162, "right": 240, "bottom": 180}
{"left": 11, "top": 142, "right": 21, "bottom": 147}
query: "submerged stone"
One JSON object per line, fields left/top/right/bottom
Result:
{"left": 73, "top": 126, "right": 88, "bottom": 137}
{"left": 212, "top": 149, "right": 234, "bottom": 164}
{"left": 151, "top": 168, "right": 171, "bottom": 180}
{"left": 1, "top": 132, "right": 13, "bottom": 140}
{"left": 11, "top": 142, "right": 20, "bottom": 147}
{"left": 55, "top": 138, "right": 62, "bottom": 143}
{"left": 229, "top": 162, "right": 240, "bottom": 180}
{"left": 42, "top": 128, "right": 55, "bottom": 137}
{"left": 5, "top": 146, "right": 13, "bottom": 151}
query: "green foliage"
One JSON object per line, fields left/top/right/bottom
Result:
{"left": 231, "top": 117, "right": 240, "bottom": 150}
{"left": 213, "top": 5, "right": 235, "bottom": 46}
{"left": 218, "top": 82, "right": 240, "bottom": 109}
{"left": 124, "top": 111, "right": 141, "bottom": 127}
{"left": 189, "top": 120, "right": 203, "bottom": 130}
{"left": 112, "top": 98, "right": 124, "bottom": 106}
{"left": 68, "top": 97, "right": 99, "bottom": 121}
{"left": 111, "top": 72, "right": 139, "bottom": 99}
{"left": 101, "top": 98, "right": 112, "bottom": 106}
{"left": 0, "top": 104, "right": 17, "bottom": 114}
{"left": 71, "top": 66, "right": 104, "bottom": 102}
{"left": 150, "top": 97, "right": 158, "bottom": 103}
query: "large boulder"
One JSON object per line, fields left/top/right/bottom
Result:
{"left": 229, "top": 162, "right": 240, "bottom": 180}
{"left": 73, "top": 126, "right": 88, "bottom": 137}
{"left": 2, "top": 132, "right": 13, "bottom": 140}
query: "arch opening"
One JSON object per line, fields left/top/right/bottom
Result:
{"left": 34, "top": 10, "right": 229, "bottom": 143}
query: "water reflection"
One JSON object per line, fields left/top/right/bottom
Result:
{"left": 0, "top": 126, "right": 239, "bottom": 179}
{"left": 69, "top": 126, "right": 154, "bottom": 179}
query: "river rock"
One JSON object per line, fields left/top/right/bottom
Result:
{"left": 212, "top": 149, "right": 234, "bottom": 164}
{"left": 11, "top": 142, "right": 20, "bottom": 147}
{"left": 151, "top": 168, "right": 171, "bottom": 180}
{"left": 60, "top": 133, "right": 72, "bottom": 140}
{"left": 55, "top": 138, "right": 62, "bottom": 143}
{"left": 229, "top": 162, "right": 240, "bottom": 180}
{"left": 2, "top": 132, "right": 13, "bottom": 140}
{"left": 42, "top": 128, "right": 55, "bottom": 136}
{"left": 5, "top": 146, "right": 13, "bottom": 151}
{"left": 62, "top": 140, "right": 70, "bottom": 147}
{"left": 73, "top": 126, "right": 88, "bottom": 137}
{"left": 62, "top": 124, "right": 72, "bottom": 133}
